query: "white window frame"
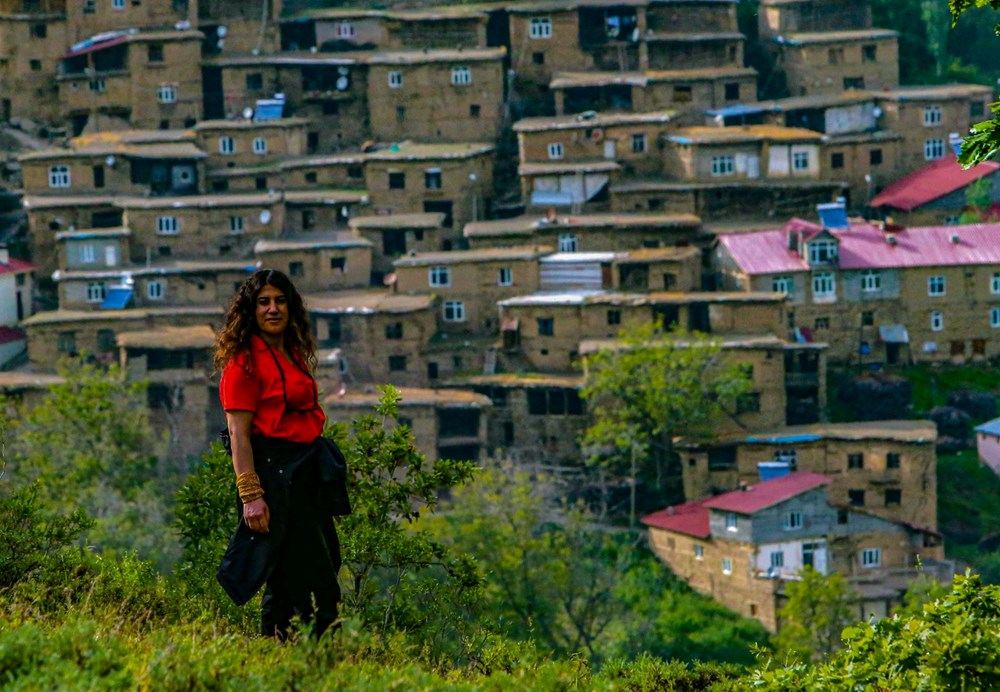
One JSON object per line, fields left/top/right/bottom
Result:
{"left": 334, "top": 22, "right": 356, "bottom": 39}
{"left": 80, "top": 244, "right": 96, "bottom": 263}
{"left": 631, "top": 133, "right": 647, "bottom": 153}
{"left": 772, "top": 275, "right": 793, "bottom": 296}
{"left": 861, "top": 547, "right": 881, "bottom": 568}
{"left": 156, "top": 84, "right": 177, "bottom": 104}
{"left": 155, "top": 215, "right": 179, "bottom": 235}
{"left": 86, "top": 282, "right": 106, "bottom": 303}
{"left": 992, "top": 272, "right": 1000, "bottom": 295}
{"left": 924, "top": 138, "right": 945, "bottom": 161}
{"left": 443, "top": 300, "right": 465, "bottom": 322}
{"left": 722, "top": 557, "right": 732, "bottom": 575}
{"left": 991, "top": 307, "right": 1000, "bottom": 328}
{"left": 694, "top": 544, "right": 704, "bottom": 560}
{"left": 252, "top": 137, "right": 267, "bottom": 155}
{"left": 812, "top": 272, "right": 835, "bottom": 299}
{"left": 219, "top": 136, "right": 235, "bottom": 155}
{"left": 769, "top": 551, "right": 784, "bottom": 568}
{"left": 808, "top": 239, "right": 838, "bottom": 264}
{"left": 783, "top": 511, "right": 803, "bottom": 530}
{"left": 792, "top": 150, "right": 810, "bottom": 171}
{"left": 931, "top": 311, "right": 944, "bottom": 332}
{"left": 48, "top": 165, "right": 71, "bottom": 188}
{"left": 387, "top": 71, "right": 403, "bottom": 89}
{"left": 146, "top": 280, "right": 164, "bottom": 300}
{"left": 498, "top": 267, "right": 513, "bottom": 287}
{"left": 923, "top": 105, "right": 943, "bottom": 126}
{"left": 529, "top": 17, "right": 553, "bottom": 39}
{"left": 89, "top": 78, "right": 106, "bottom": 93}
{"left": 451, "top": 66, "right": 472, "bottom": 86}
{"left": 711, "top": 155, "right": 735, "bottom": 177}
{"left": 229, "top": 216, "right": 244, "bottom": 234}
{"left": 428, "top": 266, "right": 451, "bottom": 288}
{"left": 928, "top": 275, "right": 946, "bottom": 296}
{"left": 111, "top": 0, "right": 125, "bottom": 9}
{"left": 725, "top": 512, "right": 738, "bottom": 532}
{"left": 547, "top": 142, "right": 564, "bottom": 160}
{"left": 558, "top": 233, "right": 577, "bottom": 253}
{"left": 861, "top": 270, "right": 881, "bottom": 292}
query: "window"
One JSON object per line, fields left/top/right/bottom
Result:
{"left": 861, "top": 548, "right": 881, "bottom": 568}
{"left": 301, "top": 209, "right": 315, "bottom": 230}
{"left": 837, "top": 508, "right": 849, "bottom": 525}
{"left": 725, "top": 512, "right": 738, "bottom": 532}
{"left": 428, "top": 266, "right": 450, "bottom": 287}
{"left": 848, "top": 489, "right": 865, "bottom": 506}
{"left": 607, "top": 309, "right": 621, "bottom": 325}
{"left": 925, "top": 139, "right": 945, "bottom": 160}
{"left": 252, "top": 137, "right": 267, "bottom": 155}
{"left": 862, "top": 44, "right": 877, "bottom": 63}
{"left": 395, "top": 106, "right": 406, "bottom": 123}
{"left": 89, "top": 78, "right": 106, "bottom": 93}
{"left": 870, "top": 148, "right": 883, "bottom": 166}
{"left": 96, "top": 329, "right": 117, "bottom": 352}
{"left": 425, "top": 168, "right": 442, "bottom": 190}
{"left": 529, "top": 17, "right": 553, "bottom": 39}
{"left": 388, "top": 355, "right": 407, "bottom": 372}
{"left": 783, "top": 511, "right": 802, "bottom": 530}
{"left": 711, "top": 155, "right": 734, "bottom": 176}
{"left": 147, "top": 280, "right": 164, "bottom": 300}
{"left": 527, "top": 388, "right": 584, "bottom": 416}
{"left": 972, "top": 101, "right": 986, "bottom": 118}
{"left": 631, "top": 133, "right": 647, "bottom": 153}
{"left": 385, "top": 323, "right": 403, "bottom": 340}
{"left": 29, "top": 23, "right": 46, "bottom": 38}
{"left": 828, "top": 47, "right": 844, "bottom": 65}
{"left": 547, "top": 142, "right": 564, "bottom": 160}
{"left": 388, "top": 172, "right": 405, "bottom": 190}
{"left": 992, "top": 273, "right": 1000, "bottom": 295}
{"left": 724, "top": 82, "right": 740, "bottom": 101}
{"left": 156, "top": 216, "right": 179, "bottom": 235}
{"left": 335, "top": 22, "right": 356, "bottom": 38}
{"left": 830, "top": 152, "right": 844, "bottom": 169}
{"left": 808, "top": 239, "right": 838, "bottom": 264}
{"left": 498, "top": 267, "right": 512, "bottom": 286}
{"left": 814, "top": 317, "right": 830, "bottom": 329}
{"left": 558, "top": 234, "right": 577, "bottom": 253}
{"left": 451, "top": 66, "right": 472, "bottom": 85}
{"left": 92, "top": 165, "right": 105, "bottom": 189}
{"left": 246, "top": 73, "right": 263, "bottom": 91}
{"left": 736, "top": 392, "right": 761, "bottom": 413}
{"left": 470, "top": 103, "right": 481, "bottom": 118}
{"left": 848, "top": 452, "right": 864, "bottom": 469}
{"left": 770, "top": 551, "right": 784, "bottom": 568}
{"left": 229, "top": 216, "right": 244, "bottom": 234}
{"left": 288, "top": 261, "right": 304, "bottom": 277}
{"left": 931, "top": 311, "right": 944, "bottom": 332}
{"left": 86, "top": 282, "right": 106, "bottom": 303}
{"left": 218, "top": 136, "right": 235, "bottom": 155}
{"left": 812, "top": 272, "right": 835, "bottom": 299}
{"left": 928, "top": 275, "right": 945, "bottom": 296}
{"left": 388, "top": 71, "right": 403, "bottom": 88}
{"left": 886, "top": 453, "right": 900, "bottom": 469}
{"left": 532, "top": 51, "right": 545, "bottom": 65}
{"left": 992, "top": 307, "right": 1000, "bottom": 328}
{"left": 57, "top": 331, "right": 76, "bottom": 354}
{"left": 537, "top": 317, "right": 554, "bottom": 336}
{"left": 156, "top": 84, "right": 177, "bottom": 103}
{"left": 112, "top": 0, "right": 124, "bottom": 8}
{"left": 80, "top": 244, "right": 96, "bottom": 263}
{"left": 83, "top": 0, "right": 94, "bottom": 13}
{"left": 772, "top": 276, "right": 793, "bottom": 296}
{"left": 885, "top": 488, "right": 901, "bottom": 506}
{"left": 48, "top": 166, "right": 70, "bottom": 188}
{"left": 672, "top": 85, "right": 692, "bottom": 102}
{"left": 148, "top": 44, "right": 164, "bottom": 63}
{"left": 694, "top": 545, "right": 704, "bottom": 560}
{"left": 861, "top": 270, "right": 881, "bottom": 292}
{"left": 974, "top": 338, "right": 987, "bottom": 355}
{"left": 862, "top": 310, "right": 874, "bottom": 326}
{"left": 923, "top": 105, "right": 943, "bottom": 126}
{"left": 330, "top": 257, "right": 345, "bottom": 271}
{"left": 722, "top": 558, "right": 732, "bottom": 575}
{"left": 792, "top": 151, "right": 810, "bottom": 171}
{"left": 844, "top": 77, "right": 865, "bottom": 90}
{"left": 443, "top": 301, "right": 465, "bottom": 322}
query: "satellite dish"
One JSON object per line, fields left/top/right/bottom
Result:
{"left": 105, "top": 155, "right": 115, "bottom": 167}
{"left": 217, "top": 25, "right": 227, "bottom": 37}
{"left": 335, "top": 76, "right": 349, "bottom": 91}
{"left": 260, "top": 210, "right": 272, "bottom": 224}
{"left": 242, "top": 107, "right": 254, "bottom": 120}
{"left": 337, "top": 66, "right": 349, "bottom": 76}
{"left": 216, "top": 39, "right": 224, "bottom": 49}
{"left": 872, "top": 106, "right": 883, "bottom": 118}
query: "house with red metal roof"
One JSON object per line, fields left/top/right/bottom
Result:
{"left": 714, "top": 203, "right": 1000, "bottom": 365}
{"left": 0, "top": 246, "right": 36, "bottom": 368}
{"left": 642, "top": 470, "right": 948, "bottom": 633}
{"left": 871, "top": 154, "right": 1000, "bottom": 227}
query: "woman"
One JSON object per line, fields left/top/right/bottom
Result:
{"left": 214, "top": 268, "right": 348, "bottom": 639}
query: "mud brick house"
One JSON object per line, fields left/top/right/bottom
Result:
{"left": 322, "top": 386, "right": 492, "bottom": 462}
{"left": 0, "top": 247, "right": 36, "bottom": 367}
{"left": 194, "top": 118, "right": 309, "bottom": 168}
{"left": 679, "top": 420, "right": 938, "bottom": 530}
{"left": 715, "top": 210, "right": 1000, "bottom": 364}
{"left": 0, "top": 0, "right": 67, "bottom": 123}
{"left": 253, "top": 233, "right": 372, "bottom": 292}
{"left": 199, "top": 0, "right": 282, "bottom": 56}
{"left": 349, "top": 213, "right": 445, "bottom": 281}
{"left": 643, "top": 471, "right": 948, "bottom": 632}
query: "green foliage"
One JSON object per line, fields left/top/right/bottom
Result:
{"left": 951, "top": 1, "right": 1000, "bottom": 166}
{"left": 959, "top": 176, "right": 998, "bottom": 223}
{"left": 773, "top": 567, "right": 853, "bottom": 661}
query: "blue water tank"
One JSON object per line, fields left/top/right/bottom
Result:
{"left": 758, "top": 461, "right": 792, "bottom": 482}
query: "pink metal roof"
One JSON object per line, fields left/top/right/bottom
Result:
{"left": 0, "top": 258, "right": 35, "bottom": 275}
{"left": 719, "top": 219, "right": 1000, "bottom": 275}
{"left": 640, "top": 500, "right": 710, "bottom": 538}
{"left": 871, "top": 155, "right": 1000, "bottom": 212}
{"left": 0, "top": 326, "right": 25, "bottom": 345}
{"left": 702, "top": 472, "right": 830, "bottom": 514}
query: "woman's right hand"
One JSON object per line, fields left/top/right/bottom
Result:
{"left": 243, "top": 497, "right": 270, "bottom": 533}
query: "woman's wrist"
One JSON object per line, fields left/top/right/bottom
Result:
{"left": 236, "top": 470, "right": 264, "bottom": 503}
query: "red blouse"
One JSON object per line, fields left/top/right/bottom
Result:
{"left": 219, "top": 334, "right": 326, "bottom": 443}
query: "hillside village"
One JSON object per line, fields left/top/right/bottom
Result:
{"left": 0, "top": 0, "right": 996, "bottom": 633}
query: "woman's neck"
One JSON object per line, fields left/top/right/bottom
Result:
{"left": 257, "top": 331, "right": 285, "bottom": 351}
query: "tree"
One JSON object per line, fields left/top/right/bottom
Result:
{"left": 581, "top": 324, "right": 753, "bottom": 526}
{"left": 958, "top": 177, "right": 996, "bottom": 223}
{"left": 773, "top": 567, "right": 854, "bottom": 661}
{"left": 952, "top": 0, "right": 1000, "bottom": 165}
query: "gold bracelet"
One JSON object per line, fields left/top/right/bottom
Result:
{"left": 236, "top": 471, "right": 264, "bottom": 503}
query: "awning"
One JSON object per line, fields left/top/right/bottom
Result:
{"left": 501, "top": 317, "right": 519, "bottom": 332}
{"left": 531, "top": 190, "right": 574, "bottom": 206}
{"left": 100, "top": 286, "right": 133, "bottom": 310}
{"left": 878, "top": 324, "right": 909, "bottom": 344}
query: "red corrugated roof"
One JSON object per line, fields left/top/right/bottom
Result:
{"left": 719, "top": 219, "right": 1000, "bottom": 274}
{"left": 871, "top": 155, "right": 1000, "bottom": 212}
{"left": 640, "top": 500, "right": 711, "bottom": 538}
{"left": 0, "top": 258, "right": 35, "bottom": 275}
{"left": 702, "top": 472, "right": 830, "bottom": 514}
{"left": 0, "top": 326, "right": 26, "bottom": 345}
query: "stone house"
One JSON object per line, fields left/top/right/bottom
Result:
{"left": 0, "top": 247, "right": 36, "bottom": 367}
{"left": 715, "top": 214, "right": 1000, "bottom": 364}
{"left": 664, "top": 125, "right": 824, "bottom": 181}
{"left": 199, "top": 0, "right": 283, "bottom": 56}
{"left": 194, "top": 118, "right": 309, "bottom": 169}
{"left": 643, "top": 471, "right": 948, "bottom": 632}
{"left": 769, "top": 29, "right": 899, "bottom": 97}
{"left": 0, "top": 0, "right": 66, "bottom": 123}
{"left": 253, "top": 233, "right": 372, "bottom": 292}
{"left": 349, "top": 212, "right": 445, "bottom": 281}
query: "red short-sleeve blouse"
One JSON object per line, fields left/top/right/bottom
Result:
{"left": 219, "top": 334, "right": 326, "bottom": 443}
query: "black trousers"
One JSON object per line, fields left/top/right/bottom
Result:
{"left": 259, "top": 454, "right": 342, "bottom": 639}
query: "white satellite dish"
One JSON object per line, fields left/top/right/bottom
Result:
{"left": 335, "top": 76, "right": 349, "bottom": 91}
{"left": 872, "top": 106, "right": 883, "bottom": 118}
{"left": 260, "top": 210, "right": 272, "bottom": 224}
{"left": 217, "top": 25, "right": 227, "bottom": 37}
{"left": 337, "top": 66, "right": 349, "bottom": 76}
{"left": 242, "top": 107, "right": 254, "bottom": 120}
{"left": 105, "top": 155, "right": 115, "bottom": 167}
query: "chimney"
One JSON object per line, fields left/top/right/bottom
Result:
{"left": 0, "top": 244, "right": 10, "bottom": 265}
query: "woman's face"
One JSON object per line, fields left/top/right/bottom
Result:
{"left": 255, "top": 284, "right": 289, "bottom": 338}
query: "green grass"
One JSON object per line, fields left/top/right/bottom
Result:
{"left": 937, "top": 451, "right": 1000, "bottom": 549}
{"left": 901, "top": 365, "right": 1000, "bottom": 419}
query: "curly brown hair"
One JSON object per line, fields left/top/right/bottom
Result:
{"left": 214, "top": 269, "right": 317, "bottom": 375}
